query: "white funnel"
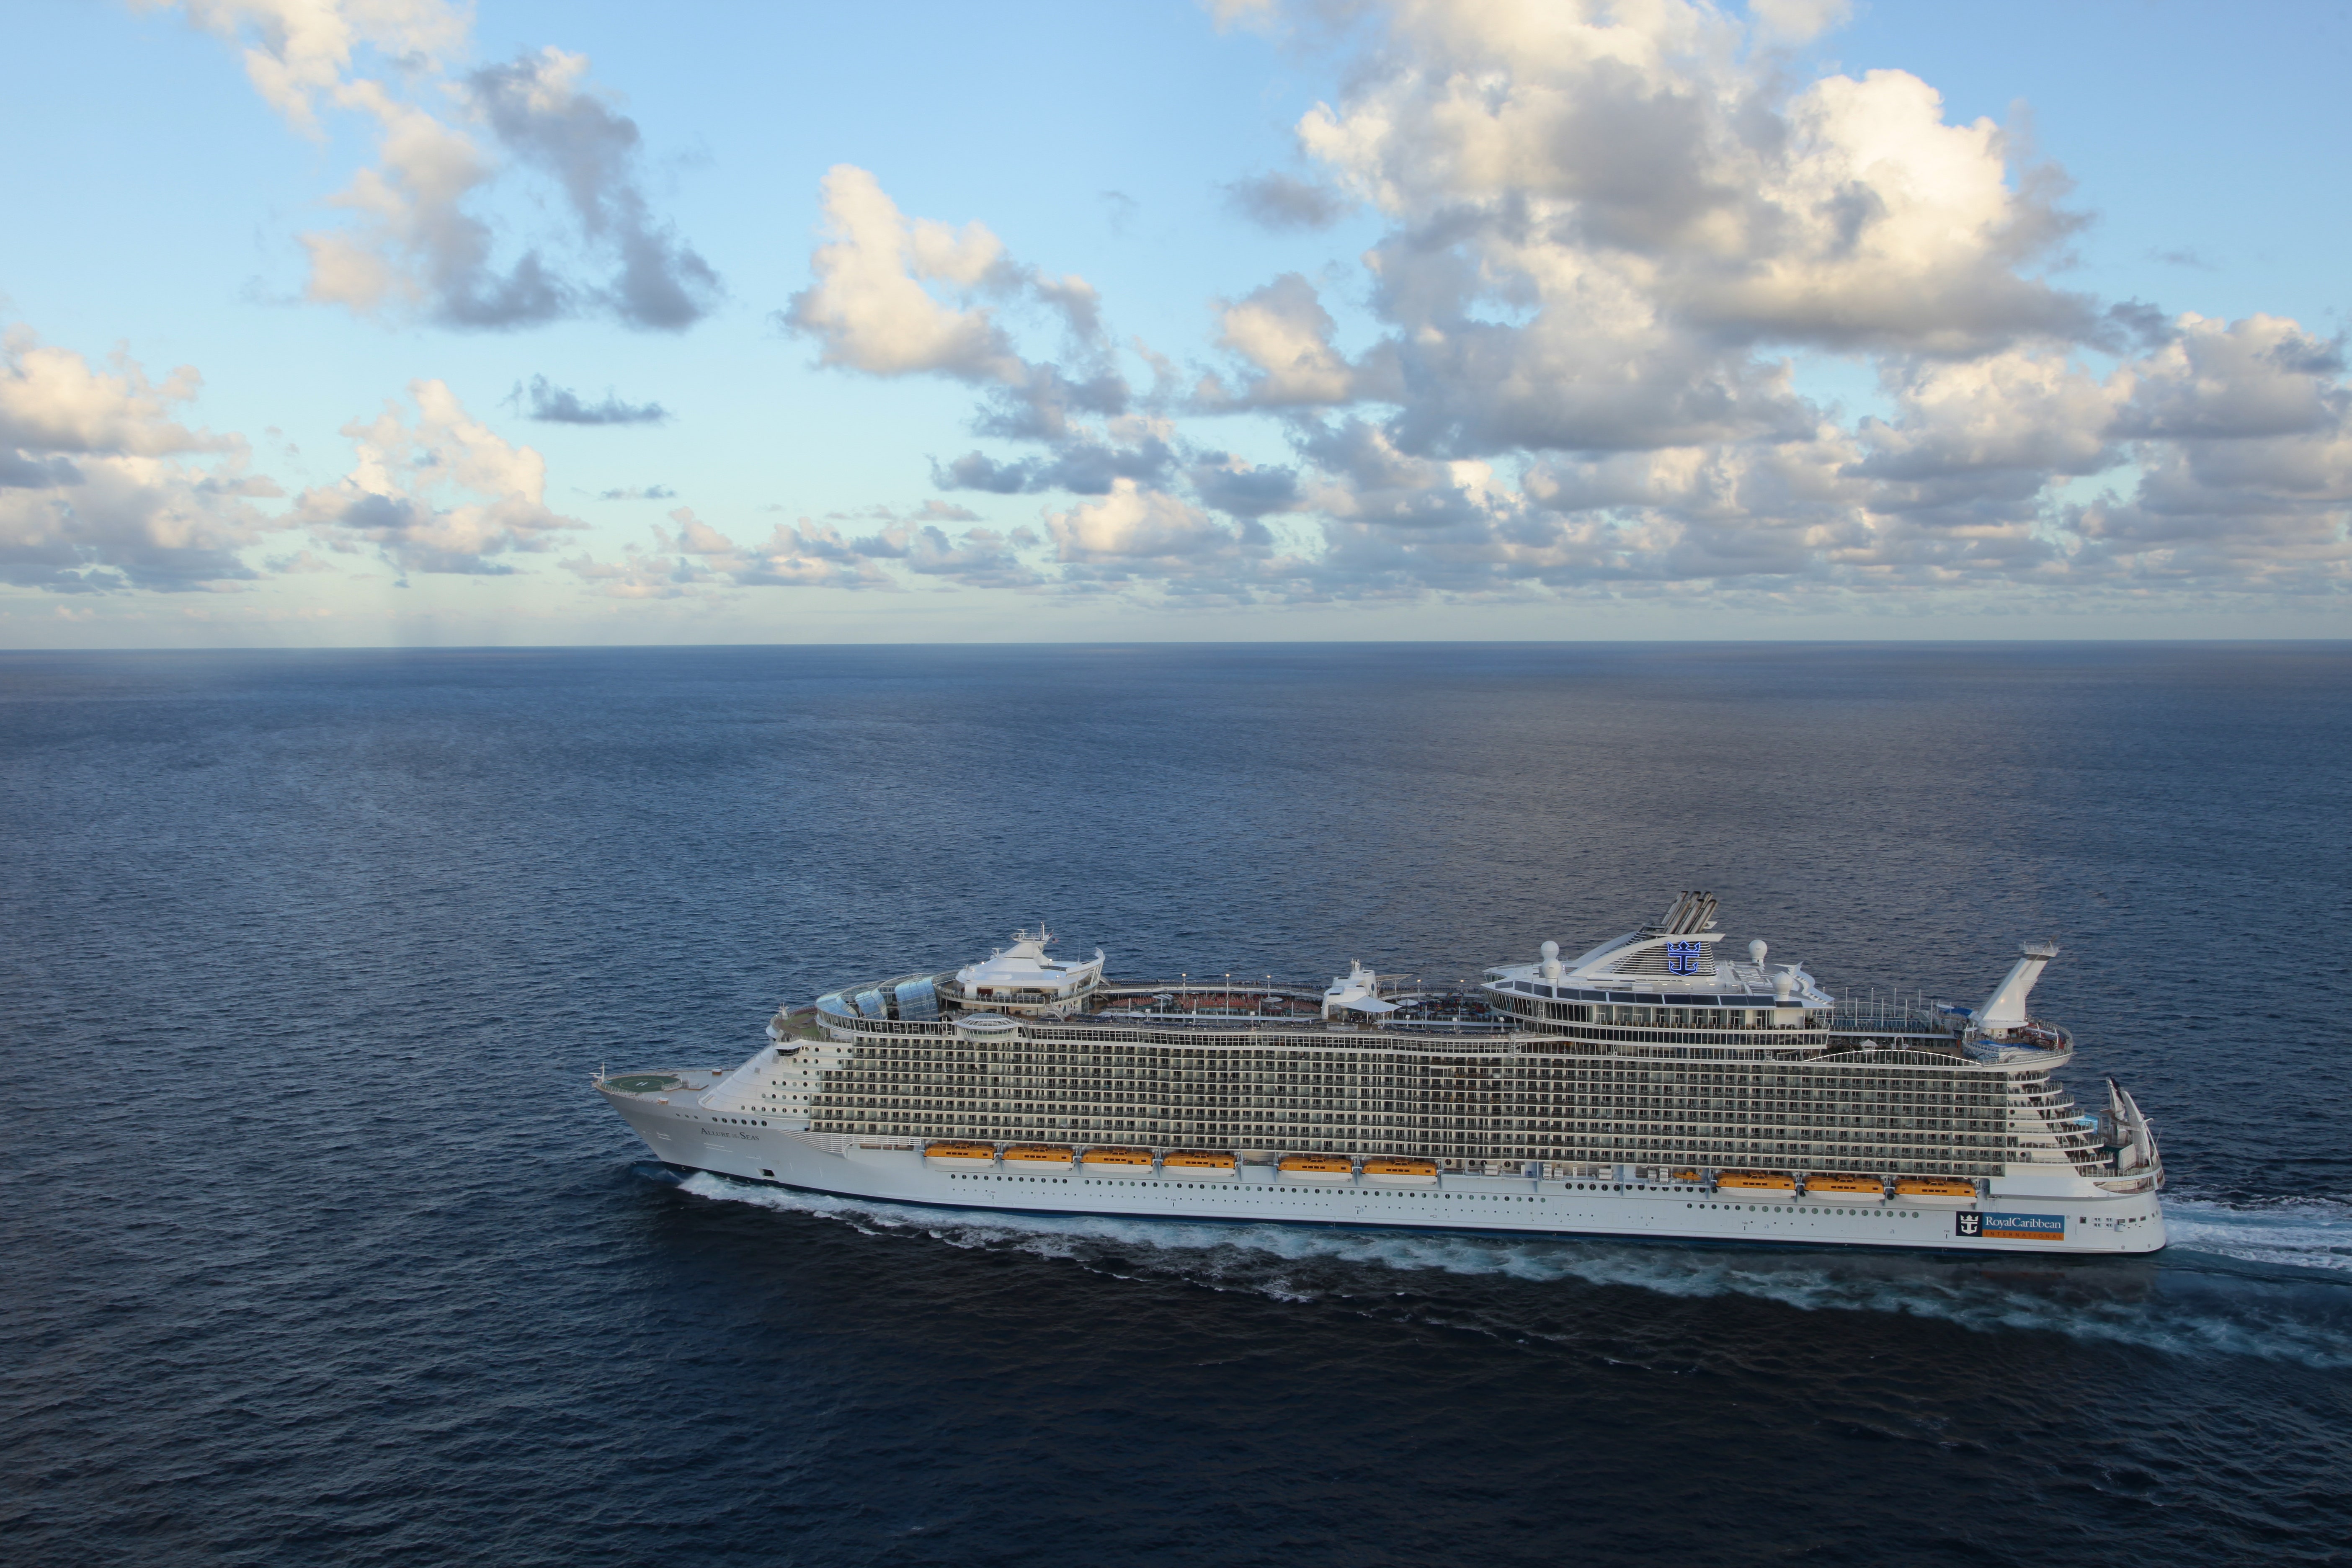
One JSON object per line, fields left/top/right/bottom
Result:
{"left": 1976, "top": 940, "right": 2059, "bottom": 1032}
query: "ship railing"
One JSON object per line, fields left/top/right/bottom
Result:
{"left": 1027, "top": 1015, "right": 1513, "bottom": 1039}
{"left": 1093, "top": 983, "right": 1332, "bottom": 1014}
{"left": 1960, "top": 1018, "right": 2075, "bottom": 1060}
{"left": 1094, "top": 980, "right": 1490, "bottom": 1007}
{"left": 1828, "top": 994, "right": 1965, "bottom": 1034}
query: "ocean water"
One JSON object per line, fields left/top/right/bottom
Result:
{"left": 1, "top": 641, "right": 2347, "bottom": 1567}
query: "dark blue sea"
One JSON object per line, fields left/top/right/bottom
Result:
{"left": 3, "top": 642, "right": 2348, "bottom": 1567}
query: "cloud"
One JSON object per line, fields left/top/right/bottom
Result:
{"left": 1198, "top": 273, "right": 1367, "bottom": 408}
{"left": 261, "top": 547, "right": 339, "bottom": 573}
{"left": 2066, "top": 315, "right": 2352, "bottom": 591}
{"left": 2114, "top": 314, "right": 2345, "bottom": 441}
{"left": 0, "top": 327, "right": 286, "bottom": 592}
{"left": 1207, "top": 0, "right": 2347, "bottom": 603}
{"left": 779, "top": 166, "right": 1146, "bottom": 470}
{"left": 292, "top": 379, "right": 583, "bottom": 574}
{"left": 596, "top": 484, "right": 677, "bottom": 500}
{"left": 0, "top": 451, "right": 85, "bottom": 489}
{"left": 1204, "top": 0, "right": 1281, "bottom": 34}
{"left": 516, "top": 375, "right": 668, "bottom": 424}
{"left": 1189, "top": 452, "right": 1302, "bottom": 517}
{"left": 932, "top": 431, "right": 1176, "bottom": 495}
{"left": 903, "top": 525, "right": 1046, "bottom": 588}
{"left": 1749, "top": 0, "right": 1851, "bottom": 46}
{"left": 0, "top": 334, "right": 211, "bottom": 456}
{"left": 1850, "top": 351, "right": 2124, "bottom": 485}
{"left": 1232, "top": 0, "right": 2097, "bottom": 492}
{"left": 170, "top": 0, "right": 469, "bottom": 140}
{"left": 565, "top": 496, "right": 1055, "bottom": 598}
{"left": 466, "top": 48, "right": 720, "bottom": 329}
{"left": 1224, "top": 173, "right": 1351, "bottom": 231}
{"left": 748, "top": 4, "right": 2347, "bottom": 610}
{"left": 781, "top": 165, "right": 1030, "bottom": 382}
{"left": 1046, "top": 479, "right": 1256, "bottom": 565}
{"left": 826, "top": 499, "right": 984, "bottom": 525}
{"left": 168, "top": 4, "right": 718, "bottom": 331}
{"left": 1300, "top": 11, "right": 2094, "bottom": 361}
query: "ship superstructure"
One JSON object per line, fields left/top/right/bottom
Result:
{"left": 596, "top": 897, "right": 2166, "bottom": 1254}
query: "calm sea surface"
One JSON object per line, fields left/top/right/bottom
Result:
{"left": 2, "top": 642, "right": 2347, "bottom": 1567}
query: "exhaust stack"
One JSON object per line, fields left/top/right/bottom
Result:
{"left": 1975, "top": 939, "right": 2060, "bottom": 1034}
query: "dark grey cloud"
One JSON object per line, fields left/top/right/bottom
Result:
{"left": 934, "top": 453, "right": 1030, "bottom": 493}
{"left": 0, "top": 534, "right": 258, "bottom": 593}
{"left": 2267, "top": 333, "right": 2347, "bottom": 377}
{"left": 1225, "top": 173, "right": 1351, "bottom": 231}
{"left": 932, "top": 436, "right": 1176, "bottom": 496}
{"left": 1189, "top": 454, "right": 1301, "bottom": 517}
{"left": 2100, "top": 300, "right": 2177, "bottom": 351}
{"left": 0, "top": 451, "right": 83, "bottom": 488}
{"left": 436, "top": 250, "right": 570, "bottom": 332}
{"left": 517, "top": 376, "right": 669, "bottom": 425}
{"left": 971, "top": 366, "right": 1130, "bottom": 443}
{"left": 904, "top": 524, "right": 1045, "bottom": 588}
{"left": 468, "top": 52, "right": 722, "bottom": 331}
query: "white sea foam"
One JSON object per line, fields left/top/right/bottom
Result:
{"left": 675, "top": 1173, "right": 2352, "bottom": 1367}
{"left": 2162, "top": 1194, "right": 2352, "bottom": 1274}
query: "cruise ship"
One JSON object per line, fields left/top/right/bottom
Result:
{"left": 596, "top": 895, "right": 2166, "bottom": 1253}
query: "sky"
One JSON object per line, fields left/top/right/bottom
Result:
{"left": 4, "top": 0, "right": 2350, "bottom": 647}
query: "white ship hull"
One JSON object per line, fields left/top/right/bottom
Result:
{"left": 604, "top": 1091, "right": 2166, "bottom": 1255}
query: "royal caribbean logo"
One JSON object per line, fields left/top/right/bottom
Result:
{"left": 1666, "top": 940, "right": 1703, "bottom": 976}
{"left": 1955, "top": 1211, "right": 2065, "bottom": 1240}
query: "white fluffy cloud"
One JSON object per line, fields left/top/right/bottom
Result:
{"left": 732, "top": 0, "right": 2350, "bottom": 611}
{"left": 1199, "top": 274, "right": 1367, "bottom": 407}
{"left": 1202, "top": 0, "right": 2347, "bottom": 605}
{"left": 165, "top": 2, "right": 717, "bottom": 330}
{"left": 293, "top": 379, "right": 582, "bottom": 574}
{"left": 1047, "top": 480, "right": 1242, "bottom": 564}
{"left": 0, "top": 329, "right": 285, "bottom": 592}
{"left": 1272, "top": 0, "right": 2096, "bottom": 479}
{"left": 782, "top": 166, "right": 1028, "bottom": 383}
{"left": 781, "top": 165, "right": 1132, "bottom": 457}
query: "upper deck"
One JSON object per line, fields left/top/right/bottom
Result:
{"left": 802, "top": 892, "right": 2077, "bottom": 1074}
{"left": 686, "top": 894, "right": 2147, "bottom": 1187}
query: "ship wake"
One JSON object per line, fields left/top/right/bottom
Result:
{"left": 2161, "top": 1194, "right": 2352, "bottom": 1274}
{"left": 673, "top": 1172, "right": 2352, "bottom": 1368}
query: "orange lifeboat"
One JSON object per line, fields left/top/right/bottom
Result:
{"left": 1279, "top": 1153, "right": 1354, "bottom": 1182}
{"left": 1001, "top": 1143, "right": 1075, "bottom": 1169}
{"left": 1716, "top": 1171, "right": 1797, "bottom": 1193}
{"left": 1363, "top": 1157, "right": 1439, "bottom": 1185}
{"left": 1894, "top": 1177, "right": 1977, "bottom": 1201}
{"left": 1080, "top": 1146, "right": 1154, "bottom": 1174}
{"left": 1163, "top": 1150, "right": 1238, "bottom": 1172}
{"left": 923, "top": 1140, "right": 997, "bottom": 1167}
{"left": 1806, "top": 1173, "right": 1887, "bottom": 1201}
